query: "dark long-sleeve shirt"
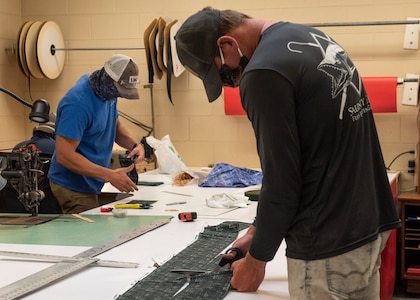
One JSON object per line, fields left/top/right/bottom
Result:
{"left": 241, "top": 22, "right": 400, "bottom": 261}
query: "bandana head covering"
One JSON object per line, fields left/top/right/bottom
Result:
{"left": 89, "top": 68, "right": 119, "bottom": 100}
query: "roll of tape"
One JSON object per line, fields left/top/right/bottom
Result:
{"left": 112, "top": 208, "right": 127, "bottom": 218}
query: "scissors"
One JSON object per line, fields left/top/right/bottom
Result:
{"left": 212, "top": 246, "right": 244, "bottom": 272}
{"left": 171, "top": 246, "right": 244, "bottom": 276}
{"left": 171, "top": 247, "right": 244, "bottom": 297}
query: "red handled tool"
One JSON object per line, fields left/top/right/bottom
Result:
{"left": 100, "top": 207, "right": 113, "bottom": 213}
{"left": 178, "top": 212, "right": 197, "bottom": 222}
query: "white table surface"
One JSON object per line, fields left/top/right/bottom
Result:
{"left": 0, "top": 171, "right": 290, "bottom": 300}
{"left": 0, "top": 170, "right": 399, "bottom": 300}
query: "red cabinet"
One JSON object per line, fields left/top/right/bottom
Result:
{"left": 380, "top": 173, "right": 398, "bottom": 300}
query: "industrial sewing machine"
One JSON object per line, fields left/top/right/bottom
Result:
{"left": 0, "top": 148, "right": 50, "bottom": 216}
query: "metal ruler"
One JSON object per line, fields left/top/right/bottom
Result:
{"left": 0, "top": 251, "right": 139, "bottom": 268}
{"left": 0, "top": 218, "right": 170, "bottom": 300}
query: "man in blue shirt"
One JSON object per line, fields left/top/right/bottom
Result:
{"left": 48, "top": 54, "right": 145, "bottom": 214}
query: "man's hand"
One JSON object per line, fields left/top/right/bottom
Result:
{"left": 108, "top": 165, "right": 139, "bottom": 193}
{"left": 221, "top": 225, "right": 266, "bottom": 292}
{"left": 127, "top": 144, "right": 145, "bottom": 163}
{"left": 230, "top": 253, "right": 266, "bottom": 292}
{"left": 222, "top": 225, "right": 256, "bottom": 264}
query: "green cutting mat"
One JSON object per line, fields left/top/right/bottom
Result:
{"left": 0, "top": 214, "right": 172, "bottom": 246}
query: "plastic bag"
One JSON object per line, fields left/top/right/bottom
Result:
{"left": 172, "top": 169, "right": 208, "bottom": 186}
{"left": 146, "top": 135, "right": 187, "bottom": 174}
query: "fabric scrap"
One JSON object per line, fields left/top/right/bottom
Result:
{"left": 206, "top": 193, "right": 250, "bottom": 208}
{"left": 199, "top": 162, "right": 263, "bottom": 187}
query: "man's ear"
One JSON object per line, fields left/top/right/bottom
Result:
{"left": 217, "top": 36, "right": 238, "bottom": 48}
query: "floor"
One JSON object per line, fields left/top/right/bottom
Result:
{"left": 392, "top": 280, "right": 420, "bottom": 299}
{"left": 393, "top": 294, "right": 420, "bottom": 299}
{"left": 393, "top": 292, "right": 420, "bottom": 299}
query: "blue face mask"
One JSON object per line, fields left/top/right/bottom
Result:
{"left": 218, "top": 47, "right": 249, "bottom": 88}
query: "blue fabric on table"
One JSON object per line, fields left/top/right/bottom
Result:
{"left": 198, "top": 162, "right": 263, "bottom": 187}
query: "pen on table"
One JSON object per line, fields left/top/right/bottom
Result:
{"left": 114, "top": 204, "right": 151, "bottom": 209}
{"left": 166, "top": 201, "right": 187, "bottom": 206}
{"left": 162, "top": 191, "right": 193, "bottom": 197}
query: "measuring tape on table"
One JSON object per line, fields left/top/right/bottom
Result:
{"left": 0, "top": 218, "right": 170, "bottom": 300}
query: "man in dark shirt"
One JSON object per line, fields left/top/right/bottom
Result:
{"left": 14, "top": 113, "right": 56, "bottom": 154}
{"left": 0, "top": 113, "right": 60, "bottom": 213}
{"left": 175, "top": 7, "right": 401, "bottom": 298}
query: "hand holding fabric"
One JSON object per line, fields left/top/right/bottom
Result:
{"left": 109, "top": 165, "right": 139, "bottom": 193}
{"left": 127, "top": 144, "right": 145, "bottom": 163}
{"left": 230, "top": 252, "right": 266, "bottom": 292}
{"left": 226, "top": 225, "right": 266, "bottom": 292}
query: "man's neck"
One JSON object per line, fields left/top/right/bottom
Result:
{"left": 262, "top": 20, "right": 275, "bottom": 32}
{"left": 233, "top": 19, "right": 275, "bottom": 58}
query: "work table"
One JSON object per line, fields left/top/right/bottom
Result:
{"left": 0, "top": 171, "right": 289, "bottom": 300}
{"left": 0, "top": 171, "right": 400, "bottom": 299}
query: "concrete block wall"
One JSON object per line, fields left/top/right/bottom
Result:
{"left": 0, "top": 0, "right": 419, "bottom": 191}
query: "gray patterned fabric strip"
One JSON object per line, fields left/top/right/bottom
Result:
{"left": 116, "top": 221, "right": 250, "bottom": 300}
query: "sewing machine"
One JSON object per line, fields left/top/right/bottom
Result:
{"left": 0, "top": 149, "right": 49, "bottom": 216}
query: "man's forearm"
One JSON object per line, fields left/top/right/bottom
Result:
{"left": 57, "top": 150, "right": 114, "bottom": 182}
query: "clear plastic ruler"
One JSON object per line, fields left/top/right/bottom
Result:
{"left": 0, "top": 218, "right": 171, "bottom": 300}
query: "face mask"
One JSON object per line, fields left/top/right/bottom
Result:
{"left": 89, "top": 68, "right": 120, "bottom": 100}
{"left": 218, "top": 47, "right": 249, "bottom": 88}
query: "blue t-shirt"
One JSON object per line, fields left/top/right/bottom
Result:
{"left": 48, "top": 74, "right": 118, "bottom": 193}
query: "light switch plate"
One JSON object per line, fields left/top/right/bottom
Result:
{"left": 402, "top": 73, "right": 420, "bottom": 106}
{"left": 404, "top": 17, "right": 420, "bottom": 49}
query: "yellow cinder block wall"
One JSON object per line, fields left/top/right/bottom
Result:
{"left": 0, "top": 0, "right": 419, "bottom": 192}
